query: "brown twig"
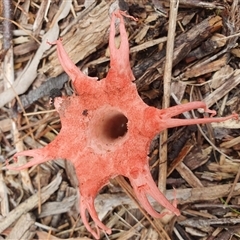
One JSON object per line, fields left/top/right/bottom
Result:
{"left": 158, "top": 0, "right": 179, "bottom": 192}
{"left": 2, "top": 0, "right": 12, "bottom": 50}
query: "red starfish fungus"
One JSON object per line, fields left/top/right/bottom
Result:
{"left": 8, "top": 11, "right": 238, "bottom": 239}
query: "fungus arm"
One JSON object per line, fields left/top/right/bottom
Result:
{"left": 107, "top": 11, "right": 135, "bottom": 82}
{"left": 143, "top": 103, "right": 238, "bottom": 136}
{"left": 162, "top": 113, "right": 238, "bottom": 130}
{"left": 7, "top": 149, "right": 52, "bottom": 170}
{"left": 80, "top": 196, "right": 111, "bottom": 239}
{"left": 48, "top": 40, "right": 97, "bottom": 95}
{"left": 48, "top": 40, "right": 85, "bottom": 81}
{"left": 159, "top": 101, "right": 216, "bottom": 118}
{"left": 129, "top": 166, "right": 180, "bottom": 218}
{"left": 157, "top": 101, "right": 238, "bottom": 129}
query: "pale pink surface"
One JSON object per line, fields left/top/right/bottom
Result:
{"left": 8, "top": 11, "right": 238, "bottom": 239}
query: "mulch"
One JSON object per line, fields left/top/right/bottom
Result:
{"left": 0, "top": 0, "right": 240, "bottom": 239}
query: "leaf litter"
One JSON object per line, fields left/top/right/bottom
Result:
{"left": 0, "top": 0, "right": 240, "bottom": 239}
